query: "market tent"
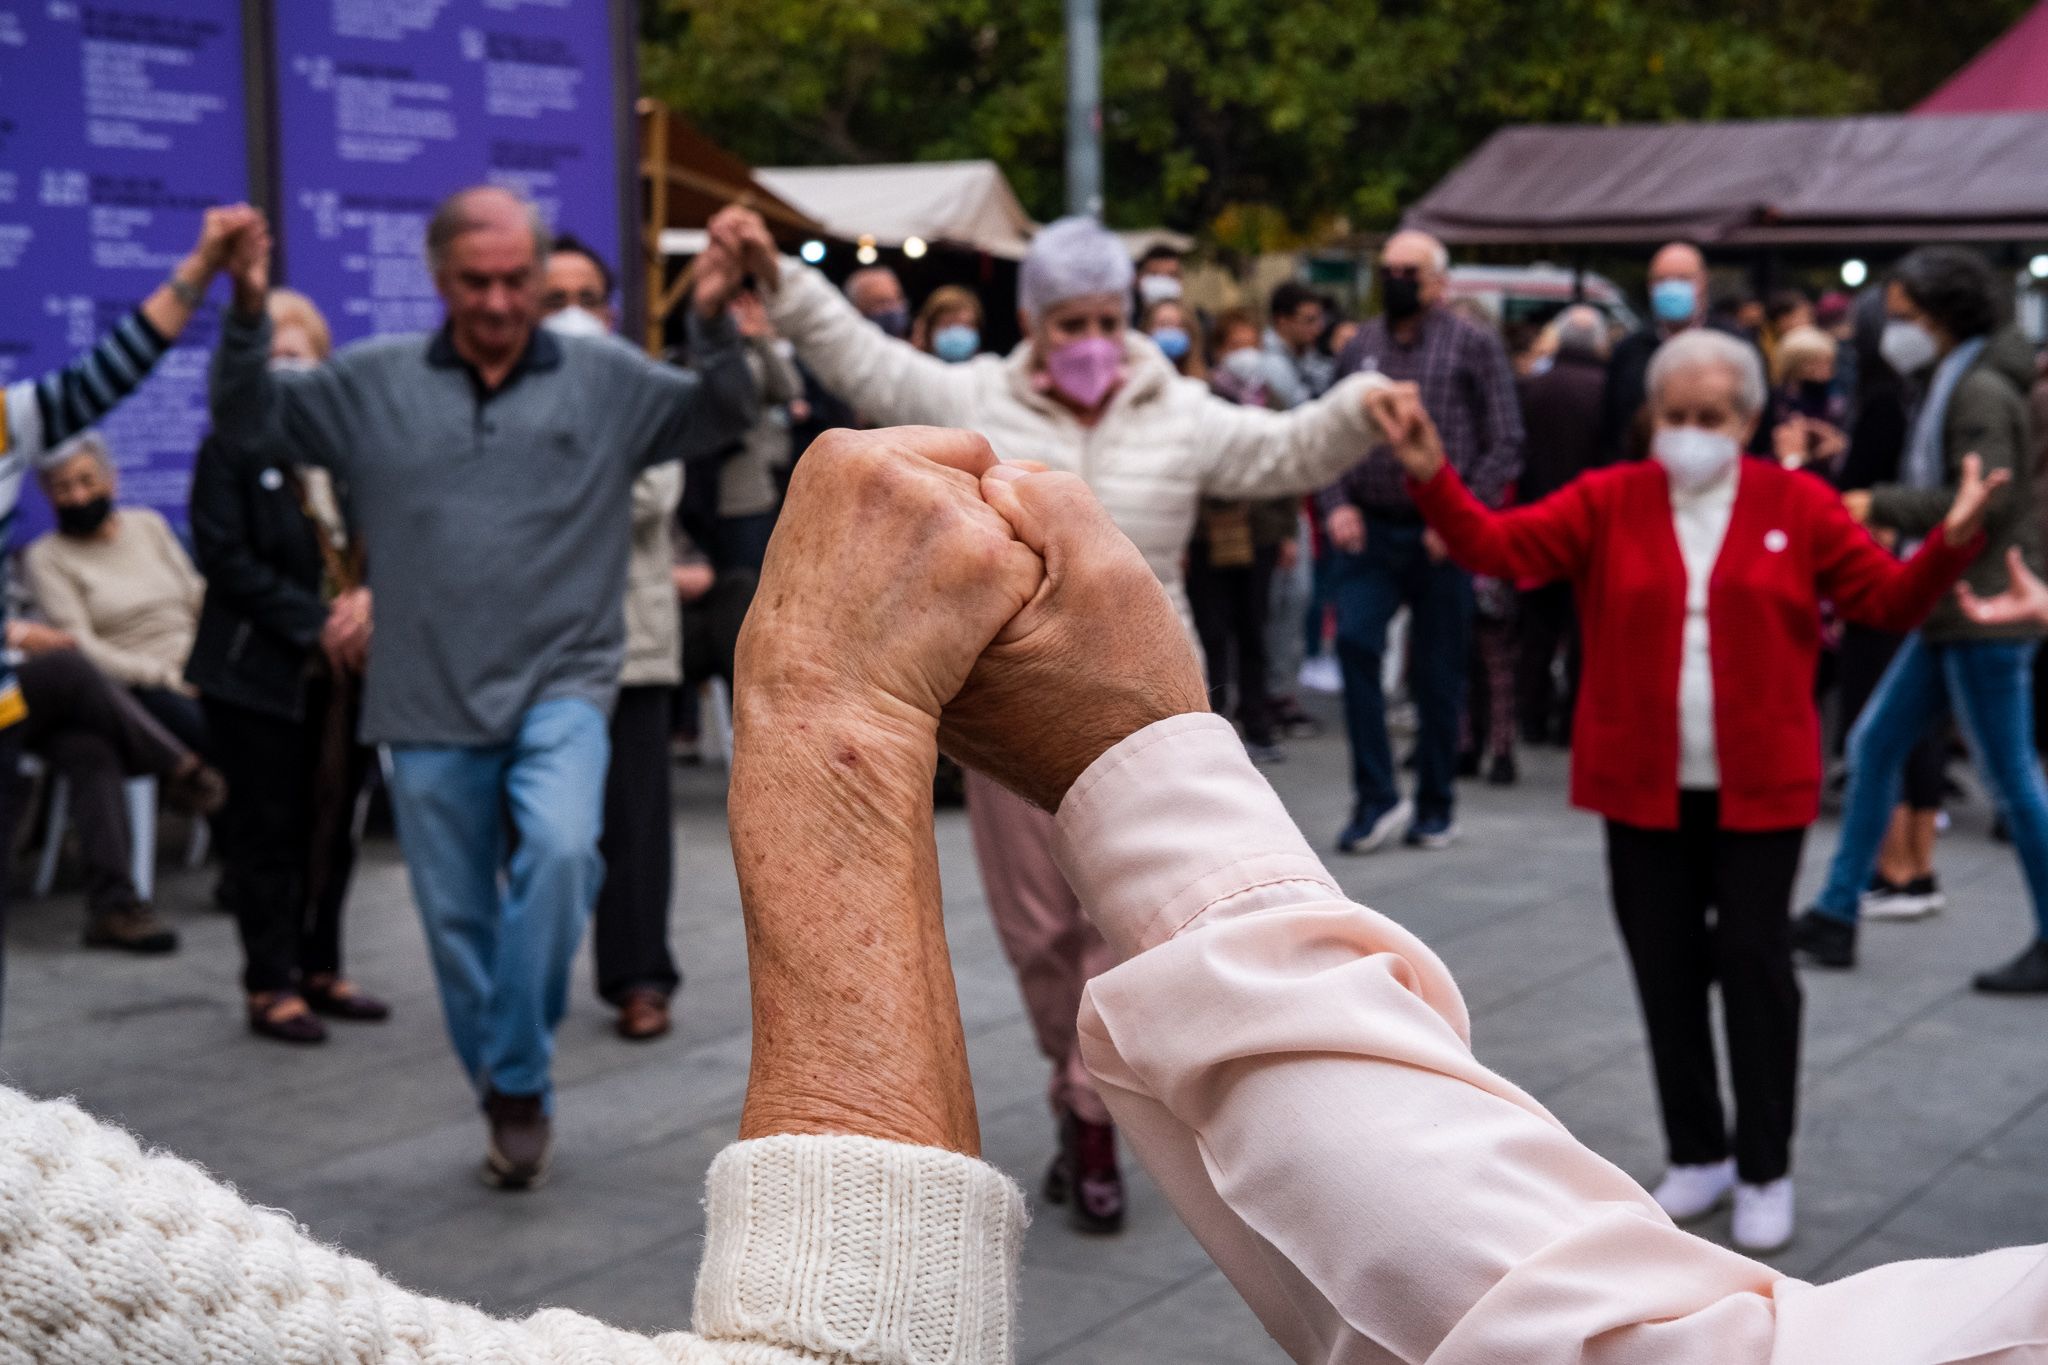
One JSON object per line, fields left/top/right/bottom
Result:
{"left": 1916, "top": 2, "right": 2048, "bottom": 115}
{"left": 1402, "top": 112, "right": 2048, "bottom": 246}
{"left": 757, "top": 160, "right": 1037, "bottom": 259}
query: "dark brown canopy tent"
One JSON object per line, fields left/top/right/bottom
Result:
{"left": 1402, "top": 112, "right": 2048, "bottom": 247}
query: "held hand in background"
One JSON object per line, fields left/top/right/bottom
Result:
{"left": 730, "top": 290, "right": 772, "bottom": 339}
{"left": 1942, "top": 452, "right": 2009, "bottom": 544}
{"left": 191, "top": 204, "right": 261, "bottom": 278}
{"left": 226, "top": 212, "right": 272, "bottom": 316}
{"left": 707, "top": 205, "right": 782, "bottom": 289}
{"left": 321, "top": 587, "right": 372, "bottom": 675}
{"left": 673, "top": 561, "right": 715, "bottom": 604}
{"left": 939, "top": 466, "right": 1209, "bottom": 812}
{"left": 1364, "top": 383, "right": 1446, "bottom": 482}
{"left": 1958, "top": 546, "right": 2048, "bottom": 628}
{"left": 1326, "top": 504, "right": 1366, "bottom": 555}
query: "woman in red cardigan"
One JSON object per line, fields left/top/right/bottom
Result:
{"left": 1364, "top": 328, "right": 2000, "bottom": 1255}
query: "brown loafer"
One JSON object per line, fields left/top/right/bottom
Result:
{"left": 615, "top": 989, "right": 671, "bottom": 1041}
{"left": 303, "top": 975, "right": 391, "bottom": 1022}
{"left": 83, "top": 906, "right": 179, "bottom": 955}
{"left": 248, "top": 992, "right": 327, "bottom": 1045}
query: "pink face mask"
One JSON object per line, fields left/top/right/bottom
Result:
{"left": 1042, "top": 335, "right": 1124, "bottom": 409}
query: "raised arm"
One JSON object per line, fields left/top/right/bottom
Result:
{"left": 941, "top": 465, "right": 2048, "bottom": 1365}
{"left": 207, "top": 226, "right": 353, "bottom": 470}
{"left": 1193, "top": 370, "right": 1392, "bottom": 502}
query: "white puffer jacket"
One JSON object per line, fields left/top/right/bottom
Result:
{"left": 764, "top": 262, "right": 1390, "bottom": 629}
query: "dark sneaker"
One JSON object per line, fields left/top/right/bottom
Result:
{"left": 1042, "top": 1110, "right": 1124, "bottom": 1234}
{"left": 1860, "top": 874, "right": 1944, "bottom": 921}
{"left": 1972, "top": 940, "right": 2048, "bottom": 995}
{"left": 481, "top": 1090, "right": 552, "bottom": 1190}
{"left": 1791, "top": 909, "right": 1857, "bottom": 968}
{"left": 82, "top": 907, "right": 178, "bottom": 955}
{"left": 1338, "top": 798, "right": 1412, "bottom": 855}
{"left": 166, "top": 763, "right": 228, "bottom": 817}
{"left": 1404, "top": 812, "right": 1459, "bottom": 850}
{"left": 1486, "top": 753, "right": 1518, "bottom": 786}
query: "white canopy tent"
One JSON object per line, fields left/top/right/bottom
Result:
{"left": 756, "top": 160, "right": 1038, "bottom": 259}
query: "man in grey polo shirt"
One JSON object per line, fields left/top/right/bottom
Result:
{"left": 208, "top": 188, "right": 755, "bottom": 1188}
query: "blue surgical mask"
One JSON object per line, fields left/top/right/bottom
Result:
{"left": 1150, "top": 326, "right": 1190, "bottom": 360}
{"left": 932, "top": 324, "right": 979, "bottom": 362}
{"left": 870, "top": 305, "right": 910, "bottom": 338}
{"left": 1650, "top": 278, "right": 1698, "bottom": 326}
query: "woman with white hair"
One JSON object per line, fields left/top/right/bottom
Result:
{"left": 1367, "top": 327, "right": 2001, "bottom": 1253}
{"left": 703, "top": 204, "right": 1396, "bottom": 1232}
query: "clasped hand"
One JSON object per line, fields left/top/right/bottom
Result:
{"left": 736, "top": 427, "right": 1209, "bottom": 812}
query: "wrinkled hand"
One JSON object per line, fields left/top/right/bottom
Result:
{"left": 1326, "top": 504, "right": 1366, "bottom": 555}
{"left": 737, "top": 428, "right": 1043, "bottom": 741}
{"left": 1958, "top": 546, "right": 2048, "bottom": 629}
{"left": 1942, "top": 452, "right": 2010, "bottom": 544}
{"left": 939, "top": 466, "right": 1209, "bottom": 811}
{"left": 1364, "top": 382, "right": 1444, "bottom": 482}
{"left": 321, "top": 587, "right": 372, "bottom": 675}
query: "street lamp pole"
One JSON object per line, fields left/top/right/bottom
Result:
{"left": 1065, "top": 0, "right": 1102, "bottom": 219}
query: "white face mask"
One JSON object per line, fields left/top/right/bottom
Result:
{"left": 1137, "top": 274, "right": 1183, "bottom": 304}
{"left": 543, "top": 306, "right": 610, "bottom": 338}
{"left": 1879, "top": 319, "right": 1940, "bottom": 376}
{"left": 1652, "top": 425, "right": 1740, "bottom": 493}
{"left": 1221, "top": 348, "right": 1268, "bottom": 384}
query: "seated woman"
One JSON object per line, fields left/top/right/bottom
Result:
{"left": 1, "top": 428, "right": 2041, "bottom": 1363}
{"left": 186, "top": 287, "right": 387, "bottom": 1045}
{"left": 22, "top": 433, "right": 207, "bottom": 754}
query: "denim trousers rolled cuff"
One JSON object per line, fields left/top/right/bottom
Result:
{"left": 387, "top": 697, "right": 610, "bottom": 1110}
{"left": 964, "top": 769, "right": 1115, "bottom": 1126}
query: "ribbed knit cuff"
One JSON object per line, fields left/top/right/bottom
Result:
{"left": 693, "top": 1134, "right": 1026, "bottom": 1365}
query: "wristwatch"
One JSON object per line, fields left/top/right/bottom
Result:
{"left": 167, "top": 275, "right": 204, "bottom": 309}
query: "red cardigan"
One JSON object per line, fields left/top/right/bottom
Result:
{"left": 1412, "top": 459, "right": 1983, "bottom": 831}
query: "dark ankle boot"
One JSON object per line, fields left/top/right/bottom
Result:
{"left": 1043, "top": 1110, "right": 1125, "bottom": 1234}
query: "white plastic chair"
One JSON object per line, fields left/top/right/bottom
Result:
{"left": 29, "top": 770, "right": 206, "bottom": 903}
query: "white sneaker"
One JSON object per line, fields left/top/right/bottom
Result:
{"left": 1298, "top": 656, "right": 1343, "bottom": 694}
{"left": 1651, "top": 1159, "right": 1735, "bottom": 1221}
{"left": 1860, "top": 875, "right": 1946, "bottom": 921}
{"left": 1732, "top": 1177, "right": 1796, "bottom": 1253}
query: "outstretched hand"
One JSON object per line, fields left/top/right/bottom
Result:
{"left": 1364, "top": 383, "right": 1445, "bottom": 482}
{"left": 1942, "top": 452, "right": 2010, "bottom": 544}
{"left": 1957, "top": 546, "right": 2048, "bottom": 629}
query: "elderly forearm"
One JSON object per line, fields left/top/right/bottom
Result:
{"left": 729, "top": 683, "right": 979, "bottom": 1154}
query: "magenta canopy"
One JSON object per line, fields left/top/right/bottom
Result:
{"left": 1916, "top": 2, "right": 2048, "bottom": 115}
{"left": 1401, "top": 112, "right": 2048, "bottom": 247}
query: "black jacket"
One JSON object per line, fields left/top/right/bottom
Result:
{"left": 184, "top": 434, "right": 336, "bottom": 720}
{"left": 1516, "top": 351, "right": 1608, "bottom": 502}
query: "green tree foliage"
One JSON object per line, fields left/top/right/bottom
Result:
{"left": 640, "top": 0, "right": 2033, "bottom": 240}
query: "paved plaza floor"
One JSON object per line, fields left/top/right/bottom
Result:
{"left": 5, "top": 700, "right": 2047, "bottom": 1361}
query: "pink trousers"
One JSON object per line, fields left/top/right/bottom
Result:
{"left": 964, "top": 770, "right": 1116, "bottom": 1124}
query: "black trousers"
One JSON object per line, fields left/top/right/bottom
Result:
{"left": 1187, "top": 543, "right": 1277, "bottom": 747}
{"left": 594, "top": 684, "right": 681, "bottom": 1004}
{"left": 0, "top": 723, "right": 25, "bottom": 1027}
{"left": 205, "top": 677, "right": 370, "bottom": 994}
{"left": 21, "top": 651, "right": 189, "bottom": 915}
{"left": 1515, "top": 581, "right": 1579, "bottom": 744}
{"left": 1605, "top": 791, "right": 1805, "bottom": 1184}
{"left": 1837, "top": 624, "right": 1949, "bottom": 810}
{"left": 133, "top": 685, "right": 209, "bottom": 757}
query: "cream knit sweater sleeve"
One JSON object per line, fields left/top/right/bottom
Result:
{"left": 0, "top": 1087, "right": 1026, "bottom": 1363}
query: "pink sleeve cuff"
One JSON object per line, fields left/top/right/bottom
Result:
{"left": 1052, "top": 713, "right": 1344, "bottom": 959}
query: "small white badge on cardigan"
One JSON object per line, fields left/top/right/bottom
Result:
{"left": 260, "top": 467, "right": 284, "bottom": 491}
{"left": 1764, "top": 529, "right": 1788, "bottom": 553}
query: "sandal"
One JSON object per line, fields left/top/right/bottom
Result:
{"left": 248, "top": 992, "right": 327, "bottom": 1045}
{"left": 303, "top": 975, "right": 391, "bottom": 1022}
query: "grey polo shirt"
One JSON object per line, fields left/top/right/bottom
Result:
{"left": 208, "top": 310, "right": 754, "bottom": 747}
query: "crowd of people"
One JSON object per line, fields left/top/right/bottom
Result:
{"left": 1, "top": 180, "right": 2046, "bottom": 1361}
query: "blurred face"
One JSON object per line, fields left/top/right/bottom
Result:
{"left": 1146, "top": 301, "right": 1188, "bottom": 333}
{"left": 1649, "top": 243, "right": 1707, "bottom": 294}
{"left": 1381, "top": 232, "right": 1448, "bottom": 312}
{"left": 1775, "top": 302, "right": 1814, "bottom": 334}
{"left": 1274, "top": 300, "right": 1325, "bottom": 350}
{"left": 1653, "top": 361, "right": 1756, "bottom": 444}
{"left": 270, "top": 323, "right": 321, "bottom": 367}
{"left": 1886, "top": 280, "right": 1953, "bottom": 350}
{"left": 542, "top": 251, "right": 613, "bottom": 330}
{"left": 43, "top": 451, "right": 115, "bottom": 512}
{"left": 1788, "top": 354, "right": 1834, "bottom": 387}
{"left": 1218, "top": 322, "right": 1260, "bottom": 357}
{"left": 932, "top": 305, "right": 978, "bottom": 333}
{"left": 1139, "top": 257, "right": 1182, "bottom": 283}
{"left": 1030, "top": 292, "right": 1126, "bottom": 359}
{"left": 850, "top": 271, "right": 906, "bottom": 319}
{"left": 435, "top": 205, "right": 542, "bottom": 365}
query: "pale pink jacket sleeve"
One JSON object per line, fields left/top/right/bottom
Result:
{"left": 1055, "top": 713, "right": 2048, "bottom": 1365}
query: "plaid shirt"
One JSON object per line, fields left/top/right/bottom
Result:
{"left": 1320, "top": 308, "right": 1523, "bottom": 518}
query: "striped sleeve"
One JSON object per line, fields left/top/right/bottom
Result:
{"left": 2, "top": 309, "right": 171, "bottom": 462}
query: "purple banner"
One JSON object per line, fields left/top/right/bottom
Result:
{"left": 273, "top": 0, "right": 624, "bottom": 349}
{"left": 0, "top": 1, "right": 249, "bottom": 539}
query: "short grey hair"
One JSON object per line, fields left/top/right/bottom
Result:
{"left": 1554, "top": 304, "right": 1609, "bottom": 361}
{"left": 424, "top": 186, "right": 550, "bottom": 276}
{"left": 39, "top": 429, "right": 111, "bottom": 476}
{"left": 1645, "top": 328, "right": 1765, "bottom": 418}
{"left": 1019, "top": 216, "right": 1134, "bottom": 323}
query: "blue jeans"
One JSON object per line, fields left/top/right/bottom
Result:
{"left": 386, "top": 698, "right": 610, "bottom": 1107}
{"left": 1331, "top": 519, "right": 1474, "bottom": 820}
{"left": 1816, "top": 636, "right": 2048, "bottom": 937}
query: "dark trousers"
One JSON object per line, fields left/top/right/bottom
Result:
{"left": 21, "top": 651, "right": 189, "bottom": 915}
{"left": 133, "top": 685, "right": 208, "bottom": 756}
{"left": 594, "top": 684, "right": 680, "bottom": 1005}
{"left": 711, "top": 511, "right": 777, "bottom": 576}
{"left": 1331, "top": 518, "right": 1473, "bottom": 820}
{"left": 1187, "top": 542, "right": 1278, "bottom": 747}
{"left": 1837, "top": 624, "right": 1948, "bottom": 810}
{"left": 1605, "top": 791, "right": 1805, "bottom": 1184}
{"left": 1516, "top": 581, "right": 1579, "bottom": 744}
{"left": 205, "top": 677, "right": 370, "bottom": 994}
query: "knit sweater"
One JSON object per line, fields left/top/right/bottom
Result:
{"left": 22, "top": 507, "right": 204, "bottom": 692}
{"left": 0, "top": 1087, "right": 1026, "bottom": 1363}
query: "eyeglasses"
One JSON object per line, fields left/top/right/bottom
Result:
{"left": 541, "top": 288, "right": 608, "bottom": 311}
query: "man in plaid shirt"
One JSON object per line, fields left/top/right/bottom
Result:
{"left": 1320, "top": 230, "right": 1523, "bottom": 854}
